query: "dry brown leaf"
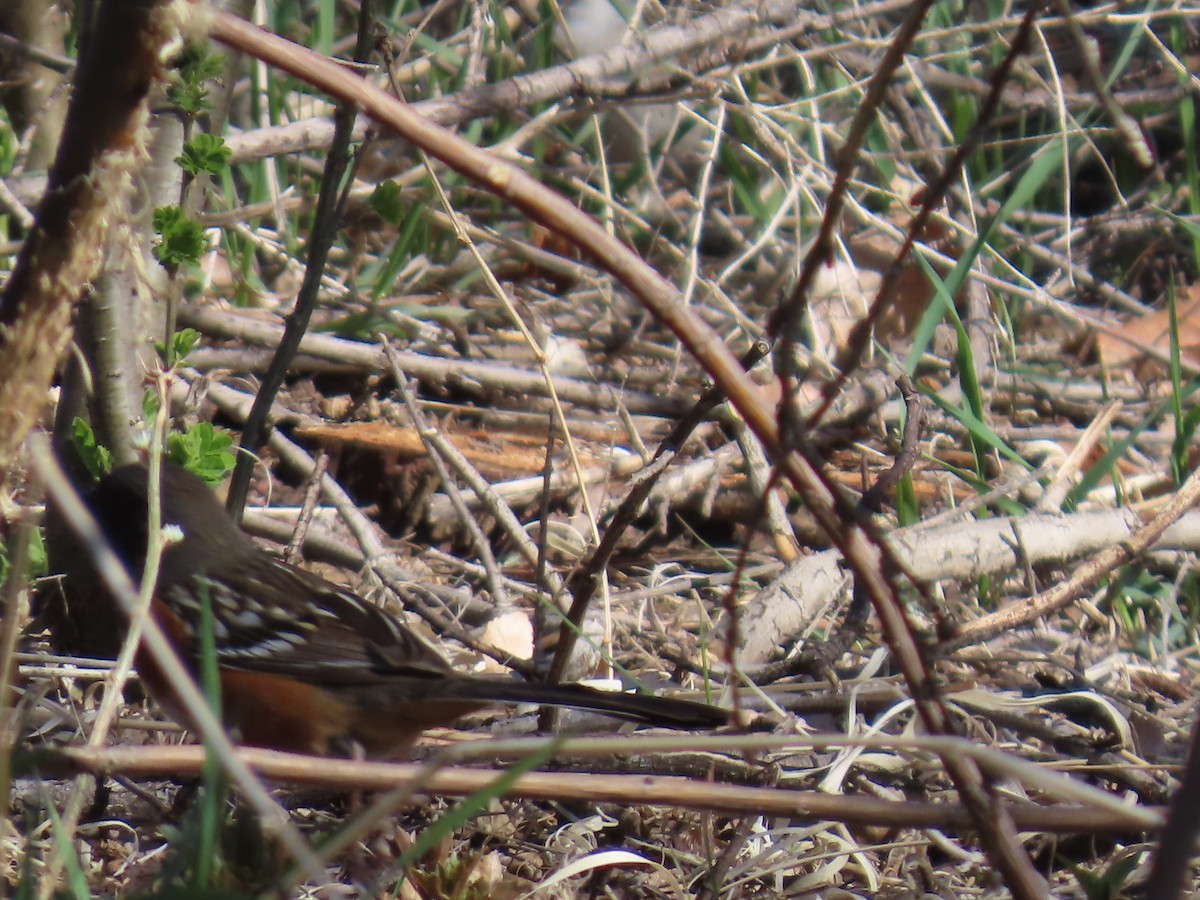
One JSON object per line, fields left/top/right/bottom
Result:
{"left": 1095, "top": 282, "right": 1200, "bottom": 376}
{"left": 806, "top": 214, "right": 961, "bottom": 359}
{"left": 478, "top": 610, "right": 535, "bottom": 672}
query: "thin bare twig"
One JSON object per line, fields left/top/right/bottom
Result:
{"left": 944, "top": 463, "right": 1200, "bottom": 650}
{"left": 386, "top": 349, "right": 509, "bottom": 609}
{"left": 284, "top": 451, "right": 329, "bottom": 566}
{"left": 808, "top": 4, "right": 1047, "bottom": 425}
{"left": 226, "top": 0, "right": 376, "bottom": 521}
{"left": 544, "top": 341, "right": 769, "bottom": 690}
{"left": 859, "top": 375, "right": 924, "bottom": 514}
{"left": 1144, "top": 712, "right": 1200, "bottom": 899}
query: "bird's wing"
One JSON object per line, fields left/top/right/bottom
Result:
{"left": 160, "top": 553, "right": 455, "bottom": 686}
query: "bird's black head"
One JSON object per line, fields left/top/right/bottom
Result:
{"left": 86, "top": 462, "right": 246, "bottom": 579}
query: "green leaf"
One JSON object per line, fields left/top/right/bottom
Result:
{"left": 368, "top": 180, "right": 407, "bottom": 227}
{"left": 143, "top": 389, "right": 161, "bottom": 424}
{"left": 178, "top": 45, "right": 225, "bottom": 83}
{"left": 70, "top": 417, "right": 112, "bottom": 480}
{"left": 156, "top": 327, "right": 203, "bottom": 367}
{"left": 166, "top": 423, "right": 236, "bottom": 486}
{"left": 154, "top": 206, "right": 207, "bottom": 267}
{"left": 0, "top": 528, "right": 48, "bottom": 587}
{"left": 167, "top": 81, "right": 211, "bottom": 117}
{"left": 177, "top": 134, "right": 231, "bottom": 177}
{"left": 26, "top": 528, "right": 47, "bottom": 579}
{"left": 166, "top": 45, "right": 225, "bottom": 116}
{"left": 174, "top": 327, "right": 202, "bottom": 361}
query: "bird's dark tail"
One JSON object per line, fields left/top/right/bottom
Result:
{"left": 444, "top": 677, "right": 729, "bottom": 728}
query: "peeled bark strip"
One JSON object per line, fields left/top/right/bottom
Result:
{"left": 0, "top": 0, "right": 199, "bottom": 474}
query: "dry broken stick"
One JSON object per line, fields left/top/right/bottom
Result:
{"left": 732, "top": 417, "right": 800, "bottom": 563}
{"left": 736, "top": 507, "right": 1200, "bottom": 667}
{"left": 178, "top": 303, "right": 686, "bottom": 417}
{"left": 24, "top": 737, "right": 1163, "bottom": 835}
{"left": 283, "top": 451, "right": 329, "bottom": 567}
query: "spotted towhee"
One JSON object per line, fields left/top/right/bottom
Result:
{"left": 80, "top": 462, "right": 728, "bottom": 757}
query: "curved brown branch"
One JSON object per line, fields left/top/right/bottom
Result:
{"left": 204, "top": 14, "right": 1046, "bottom": 891}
